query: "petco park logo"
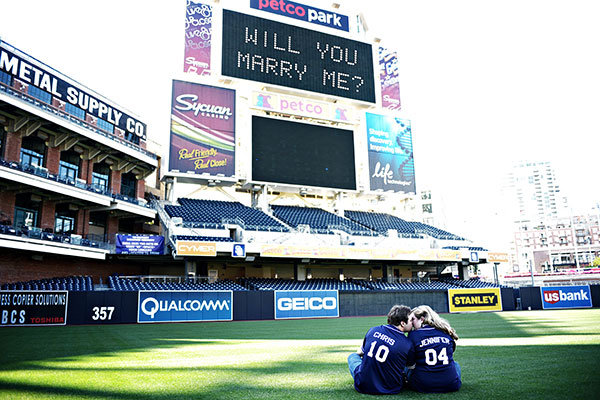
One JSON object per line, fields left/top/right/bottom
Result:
{"left": 251, "top": 0, "right": 349, "bottom": 32}
{"left": 138, "top": 291, "right": 232, "bottom": 323}
{"left": 541, "top": 286, "right": 592, "bottom": 309}
{"left": 275, "top": 290, "right": 339, "bottom": 319}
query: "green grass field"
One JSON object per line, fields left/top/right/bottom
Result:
{"left": 1, "top": 309, "right": 599, "bottom": 399}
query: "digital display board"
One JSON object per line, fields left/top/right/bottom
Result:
{"left": 222, "top": 10, "right": 375, "bottom": 103}
{"left": 252, "top": 116, "right": 356, "bottom": 190}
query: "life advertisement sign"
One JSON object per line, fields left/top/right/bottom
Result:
{"left": 379, "top": 47, "right": 401, "bottom": 111}
{"left": 169, "top": 80, "right": 235, "bottom": 176}
{"left": 176, "top": 241, "right": 216, "bottom": 256}
{"left": 184, "top": 1, "right": 212, "bottom": 75}
{"left": 0, "top": 40, "right": 146, "bottom": 141}
{"left": 137, "top": 291, "right": 233, "bottom": 323}
{"left": 366, "top": 113, "right": 415, "bottom": 193}
{"left": 250, "top": 0, "right": 349, "bottom": 32}
{"left": 1, "top": 291, "right": 68, "bottom": 326}
{"left": 541, "top": 285, "right": 592, "bottom": 309}
{"left": 115, "top": 235, "right": 164, "bottom": 255}
{"left": 274, "top": 290, "right": 339, "bottom": 319}
{"left": 250, "top": 91, "right": 355, "bottom": 123}
{"left": 448, "top": 288, "right": 502, "bottom": 313}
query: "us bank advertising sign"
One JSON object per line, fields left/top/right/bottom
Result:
{"left": 366, "top": 113, "right": 415, "bottom": 193}
{"left": 274, "top": 290, "right": 339, "bottom": 319}
{"left": 541, "top": 285, "right": 592, "bottom": 309}
{"left": 138, "top": 291, "right": 233, "bottom": 323}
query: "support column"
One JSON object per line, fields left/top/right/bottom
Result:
{"left": 40, "top": 201, "right": 56, "bottom": 231}
{"left": 4, "top": 132, "right": 22, "bottom": 162}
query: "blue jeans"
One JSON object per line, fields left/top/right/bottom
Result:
{"left": 347, "top": 353, "right": 362, "bottom": 378}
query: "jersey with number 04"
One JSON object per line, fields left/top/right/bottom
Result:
{"left": 353, "top": 324, "right": 414, "bottom": 395}
{"left": 407, "top": 326, "right": 461, "bottom": 393}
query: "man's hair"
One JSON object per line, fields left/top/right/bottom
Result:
{"left": 387, "top": 304, "right": 411, "bottom": 326}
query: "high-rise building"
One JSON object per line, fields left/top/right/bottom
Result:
{"left": 505, "top": 161, "right": 569, "bottom": 227}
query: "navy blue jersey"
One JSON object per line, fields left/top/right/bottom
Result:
{"left": 353, "top": 324, "right": 414, "bottom": 395}
{"left": 407, "top": 326, "right": 461, "bottom": 393}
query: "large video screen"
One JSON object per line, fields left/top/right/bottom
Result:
{"left": 252, "top": 116, "right": 356, "bottom": 190}
{"left": 222, "top": 10, "right": 375, "bottom": 103}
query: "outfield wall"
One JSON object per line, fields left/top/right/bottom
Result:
{"left": 3, "top": 287, "right": 595, "bottom": 326}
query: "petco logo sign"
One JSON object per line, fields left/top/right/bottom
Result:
{"left": 275, "top": 290, "right": 339, "bottom": 319}
{"left": 251, "top": 0, "right": 349, "bottom": 32}
{"left": 541, "top": 285, "right": 592, "bottom": 309}
{"left": 138, "top": 291, "right": 232, "bottom": 323}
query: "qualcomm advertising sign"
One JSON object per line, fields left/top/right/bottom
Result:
{"left": 274, "top": 290, "right": 339, "bottom": 319}
{"left": 541, "top": 285, "right": 592, "bottom": 309}
{"left": 138, "top": 291, "right": 232, "bottom": 323}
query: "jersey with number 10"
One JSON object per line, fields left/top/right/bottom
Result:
{"left": 353, "top": 324, "right": 414, "bottom": 395}
{"left": 407, "top": 326, "right": 461, "bottom": 393}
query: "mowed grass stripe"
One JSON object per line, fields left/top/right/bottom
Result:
{"left": 0, "top": 309, "right": 599, "bottom": 400}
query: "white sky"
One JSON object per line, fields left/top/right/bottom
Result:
{"left": 1, "top": 0, "right": 599, "bottom": 248}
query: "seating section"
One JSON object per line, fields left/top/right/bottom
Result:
{"left": 0, "top": 276, "right": 502, "bottom": 292}
{"left": 345, "top": 210, "right": 465, "bottom": 240}
{"left": 107, "top": 276, "right": 247, "bottom": 291}
{"left": 440, "top": 278, "right": 504, "bottom": 289}
{"left": 242, "top": 278, "right": 369, "bottom": 291}
{"left": 0, "top": 157, "right": 150, "bottom": 208}
{"left": 271, "top": 205, "right": 375, "bottom": 235}
{"left": 173, "top": 235, "right": 234, "bottom": 242}
{"left": 1, "top": 276, "right": 94, "bottom": 291}
{"left": 165, "top": 199, "right": 288, "bottom": 231}
{"left": 0, "top": 222, "right": 105, "bottom": 248}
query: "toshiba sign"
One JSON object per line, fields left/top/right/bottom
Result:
{"left": 175, "top": 241, "right": 216, "bottom": 256}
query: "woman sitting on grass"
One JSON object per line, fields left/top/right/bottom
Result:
{"left": 406, "top": 305, "right": 462, "bottom": 393}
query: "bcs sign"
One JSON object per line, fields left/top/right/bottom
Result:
{"left": 250, "top": 0, "right": 349, "bottom": 32}
{"left": 541, "top": 285, "right": 592, "bottom": 309}
{"left": 274, "top": 290, "right": 339, "bottom": 319}
{"left": 138, "top": 291, "right": 232, "bottom": 323}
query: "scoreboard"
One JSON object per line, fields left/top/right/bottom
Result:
{"left": 221, "top": 9, "right": 375, "bottom": 103}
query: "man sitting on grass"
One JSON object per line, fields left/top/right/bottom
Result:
{"left": 347, "top": 304, "right": 415, "bottom": 395}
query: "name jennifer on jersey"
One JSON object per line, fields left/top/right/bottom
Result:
{"left": 418, "top": 336, "right": 450, "bottom": 348}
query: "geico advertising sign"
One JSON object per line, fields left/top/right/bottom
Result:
{"left": 138, "top": 291, "right": 232, "bottom": 323}
{"left": 274, "top": 290, "right": 339, "bottom": 319}
{"left": 448, "top": 288, "right": 502, "bottom": 313}
{"left": 541, "top": 285, "right": 592, "bottom": 309}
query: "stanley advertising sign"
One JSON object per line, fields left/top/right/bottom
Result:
{"left": 448, "top": 288, "right": 502, "bottom": 313}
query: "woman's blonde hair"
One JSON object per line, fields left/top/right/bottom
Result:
{"left": 411, "top": 305, "right": 459, "bottom": 340}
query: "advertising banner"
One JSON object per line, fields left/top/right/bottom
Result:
{"left": 448, "top": 288, "right": 502, "bottom": 313}
{"left": 250, "top": 0, "right": 349, "bottom": 32}
{"left": 169, "top": 80, "right": 235, "bottom": 175}
{"left": 487, "top": 252, "right": 509, "bottom": 263}
{"left": 1, "top": 291, "right": 68, "bottom": 326}
{"left": 250, "top": 91, "right": 355, "bottom": 123}
{"left": 274, "top": 290, "right": 339, "bottom": 319}
{"left": 366, "top": 113, "right": 415, "bottom": 193}
{"left": 260, "top": 245, "right": 461, "bottom": 262}
{"left": 379, "top": 47, "right": 401, "bottom": 111}
{"left": 115, "top": 235, "right": 164, "bottom": 255}
{"left": 138, "top": 291, "right": 233, "bottom": 323}
{"left": 176, "top": 240, "right": 217, "bottom": 256}
{"left": 0, "top": 41, "right": 146, "bottom": 141}
{"left": 541, "top": 285, "right": 592, "bottom": 309}
{"left": 184, "top": 1, "right": 212, "bottom": 75}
